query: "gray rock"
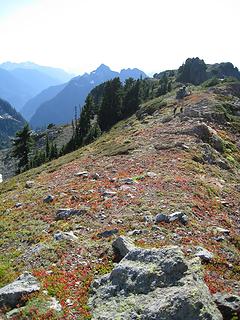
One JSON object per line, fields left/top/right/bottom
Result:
{"left": 92, "top": 173, "right": 100, "bottom": 180}
{"left": 43, "top": 194, "right": 54, "bottom": 203}
{"left": 15, "top": 202, "right": 22, "bottom": 208}
{"left": 213, "top": 227, "right": 230, "bottom": 235}
{"left": 74, "top": 171, "right": 88, "bottom": 177}
{"left": 25, "top": 180, "right": 35, "bottom": 188}
{"left": 155, "top": 211, "right": 188, "bottom": 225}
{"left": 0, "top": 174, "right": 2, "bottom": 183}
{"left": 54, "top": 231, "right": 78, "bottom": 241}
{"left": 101, "top": 190, "right": 117, "bottom": 198}
{"left": 97, "top": 229, "right": 119, "bottom": 238}
{"left": 0, "top": 272, "right": 40, "bottom": 308}
{"left": 195, "top": 247, "right": 213, "bottom": 262}
{"left": 146, "top": 172, "right": 157, "bottom": 178}
{"left": 89, "top": 246, "right": 222, "bottom": 319}
{"left": 214, "top": 293, "right": 240, "bottom": 319}
{"left": 112, "top": 236, "right": 135, "bottom": 259}
{"left": 55, "top": 208, "right": 87, "bottom": 220}
{"left": 48, "top": 297, "right": 62, "bottom": 312}
{"left": 155, "top": 212, "right": 169, "bottom": 223}
{"left": 128, "top": 229, "right": 147, "bottom": 236}
{"left": 120, "top": 178, "right": 134, "bottom": 185}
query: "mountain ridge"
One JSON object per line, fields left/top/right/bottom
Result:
{"left": 30, "top": 64, "right": 147, "bottom": 128}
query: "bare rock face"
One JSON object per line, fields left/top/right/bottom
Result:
{"left": 0, "top": 272, "right": 40, "bottom": 309}
{"left": 112, "top": 236, "right": 135, "bottom": 260}
{"left": 89, "top": 246, "right": 222, "bottom": 320}
{"left": 214, "top": 293, "right": 240, "bottom": 319}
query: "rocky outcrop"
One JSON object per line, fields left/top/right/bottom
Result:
{"left": 55, "top": 208, "right": 87, "bottom": 220}
{"left": 214, "top": 293, "right": 240, "bottom": 320}
{"left": 89, "top": 245, "right": 222, "bottom": 319}
{"left": 0, "top": 272, "right": 40, "bottom": 309}
{"left": 112, "top": 236, "right": 135, "bottom": 260}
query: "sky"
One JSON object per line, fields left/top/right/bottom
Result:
{"left": 0, "top": 0, "right": 239, "bottom": 75}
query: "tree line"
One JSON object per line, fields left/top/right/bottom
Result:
{"left": 12, "top": 76, "right": 160, "bottom": 173}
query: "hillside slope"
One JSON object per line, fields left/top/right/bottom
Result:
{"left": 0, "top": 98, "right": 26, "bottom": 149}
{"left": 0, "top": 82, "right": 240, "bottom": 318}
{"left": 21, "top": 83, "right": 66, "bottom": 120}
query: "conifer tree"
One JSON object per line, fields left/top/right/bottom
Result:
{"left": 98, "top": 77, "right": 123, "bottom": 131}
{"left": 122, "top": 79, "right": 141, "bottom": 117}
{"left": 12, "top": 124, "right": 33, "bottom": 173}
{"left": 45, "top": 135, "right": 50, "bottom": 159}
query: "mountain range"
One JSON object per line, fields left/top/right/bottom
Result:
{"left": 0, "top": 62, "right": 73, "bottom": 111}
{"left": 29, "top": 64, "right": 146, "bottom": 128}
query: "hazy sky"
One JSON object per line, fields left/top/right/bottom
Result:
{"left": 0, "top": 0, "right": 239, "bottom": 75}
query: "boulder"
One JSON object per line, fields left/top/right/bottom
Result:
{"left": 101, "top": 190, "right": 117, "bottom": 198}
{"left": 55, "top": 208, "right": 87, "bottom": 220}
{"left": 214, "top": 293, "right": 240, "bottom": 319}
{"left": 54, "top": 231, "right": 78, "bottom": 241}
{"left": 89, "top": 246, "right": 222, "bottom": 319}
{"left": 92, "top": 173, "right": 100, "bottom": 180}
{"left": 74, "top": 171, "right": 88, "bottom": 178}
{"left": 97, "top": 229, "right": 119, "bottom": 239}
{"left": 43, "top": 194, "right": 54, "bottom": 203}
{"left": 155, "top": 211, "right": 188, "bottom": 225}
{"left": 25, "top": 181, "right": 35, "bottom": 189}
{"left": 0, "top": 174, "right": 2, "bottom": 183}
{"left": 112, "top": 236, "right": 135, "bottom": 259}
{"left": 195, "top": 247, "right": 214, "bottom": 262}
{"left": 0, "top": 272, "right": 40, "bottom": 309}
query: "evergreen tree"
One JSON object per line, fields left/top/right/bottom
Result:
{"left": 76, "top": 95, "right": 94, "bottom": 146}
{"left": 49, "top": 143, "right": 58, "bottom": 160}
{"left": 177, "top": 57, "right": 207, "bottom": 85}
{"left": 98, "top": 77, "right": 123, "bottom": 131}
{"left": 122, "top": 79, "right": 141, "bottom": 117}
{"left": 84, "top": 123, "right": 101, "bottom": 145}
{"left": 12, "top": 124, "right": 33, "bottom": 173}
{"left": 45, "top": 135, "right": 50, "bottom": 159}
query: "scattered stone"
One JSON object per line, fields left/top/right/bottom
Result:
{"left": 43, "top": 194, "right": 54, "bottom": 203}
{"left": 151, "top": 225, "right": 162, "bottom": 231}
{"left": 25, "top": 181, "right": 34, "bottom": 188}
{"left": 0, "top": 272, "right": 40, "bottom": 309}
{"left": 213, "top": 227, "right": 230, "bottom": 235}
{"left": 214, "top": 293, "right": 240, "bottom": 319}
{"left": 146, "top": 171, "right": 157, "bottom": 178}
{"left": 101, "top": 190, "right": 117, "bottom": 198}
{"left": 195, "top": 247, "right": 214, "bottom": 262}
{"left": 112, "top": 236, "right": 135, "bottom": 260}
{"left": 48, "top": 297, "right": 62, "bottom": 312}
{"left": 155, "top": 212, "right": 169, "bottom": 223}
{"left": 92, "top": 173, "right": 100, "bottom": 180}
{"left": 15, "top": 202, "right": 22, "bottom": 208}
{"left": 175, "top": 142, "right": 190, "bottom": 150}
{"left": 144, "top": 215, "right": 153, "bottom": 222}
{"left": 155, "top": 211, "right": 188, "bottom": 225}
{"left": 120, "top": 178, "right": 134, "bottom": 185}
{"left": 54, "top": 231, "right": 78, "bottom": 242}
{"left": 128, "top": 229, "right": 147, "bottom": 236}
{"left": 97, "top": 229, "right": 119, "bottom": 238}
{"left": 55, "top": 208, "right": 87, "bottom": 220}
{"left": 74, "top": 171, "right": 88, "bottom": 177}
{"left": 89, "top": 246, "right": 222, "bottom": 319}
{"left": 213, "top": 236, "right": 225, "bottom": 242}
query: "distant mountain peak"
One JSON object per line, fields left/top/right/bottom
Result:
{"left": 95, "top": 64, "right": 111, "bottom": 72}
